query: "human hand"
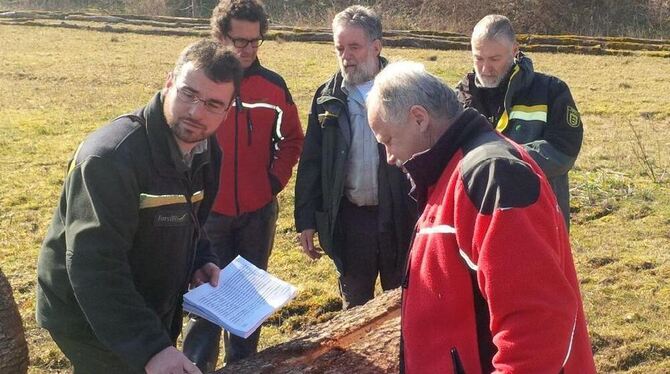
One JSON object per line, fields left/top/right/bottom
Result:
{"left": 298, "top": 229, "right": 323, "bottom": 260}
{"left": 145, "top": 346, "right": 201, "bottom": 374}
{"left": 191, "top": 262, "right": 220, "bottom": 288}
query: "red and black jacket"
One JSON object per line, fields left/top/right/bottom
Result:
{"left": 212, "top": 59, "right": 304, "bottom": 216}
{"left": 401, "top": 108, "right": 596, "bottom": 373}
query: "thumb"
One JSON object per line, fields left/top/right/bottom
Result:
{"left": 208, "top": 265, "right": 220, "bottom": 287}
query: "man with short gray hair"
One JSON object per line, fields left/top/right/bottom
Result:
{"left": 368, "top": 60, "right": 596, "bottom": 373}
{"left": 295, "top": 5, "right": 416, "bottom": 309}
{"left": 456, "top": 14, "right": 583, "bottom": 228}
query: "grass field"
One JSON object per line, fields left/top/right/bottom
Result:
{"left": 1, "top": 24, "right": 669, "bottom": 373}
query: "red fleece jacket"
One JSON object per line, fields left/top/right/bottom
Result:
{"left": 402, "top": 109, "right": 595, "bottom": 373}
{"left": 211, "top": 59, "right": 304, "bottom": 216}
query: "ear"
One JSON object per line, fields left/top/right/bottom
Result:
{"left": 512, "top": 41, "right": 519, "bottom": 57}
{"left": 372, "top": 38, "right": 382, "bottom": 56}
{"left": 165, "top": 71, "right": 175, "bottom": 90}
{"left": 409, "top": 105, "right": 430, "bottom": 132}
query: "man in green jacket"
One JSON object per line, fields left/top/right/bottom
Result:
{"left": 456, "top": 14, "right": 583, "bottom": 227}
{"left": 36, "top": 40, "right": 242, "bottom": 374}
{"left": 294, "top": 5, "right": 416, "bottom": 309}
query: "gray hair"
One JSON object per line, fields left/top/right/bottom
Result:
{"left": 332, "top": 5, "right": 382, "bottom": 42}
{"left": 472, "top": 14, "right": 516, "bottom": 44}
{"left": 369, "top": 61, "right": 462, "bottom": 125}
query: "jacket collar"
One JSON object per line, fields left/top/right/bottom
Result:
{"left": 243, "top": 58, "right": 263, "bottom": 78}
{"left": 461, "top": 51, "right": 535, "bottom": 104}
{"left": 504, "top": 52, "right": 535, "bottom": 104}
{"left": 404, "top": 108, "right": 491, "bottom": 208}
{"left": 142, "top": 92, "right": 211, "bottom": 178}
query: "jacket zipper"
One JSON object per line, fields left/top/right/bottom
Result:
{"left": 450, "top": 348, "right": 466, "bottom": 374}
{"left": 247, "top": 110, "right": 253, "bottom": 146}
{"left": 181, "top": 154, "right": 210, "bottom": 290}
{"left": 233, "top": 96, "right": 241, "bottom": 216}
{"left": 181, "top": 176, "right": 198, "bottom": 292}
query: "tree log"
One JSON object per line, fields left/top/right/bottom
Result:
{"left": 0, "top": 268, "right": 28, "bottom": 374}
{"left": 216, "top": 288, "right": 401, "bottom": 373}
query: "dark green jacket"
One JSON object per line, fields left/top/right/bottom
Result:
{"left": 36, "top": 92, "right": 219, "bottom": 370}
{"left": 294, "top": 59, "right": 416, "bottom": 274}
{"left": 456, "top": 53, "right": 583, "bottom": 226}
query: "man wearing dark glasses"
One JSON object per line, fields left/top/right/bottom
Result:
{"left": 182, "top": 0, "right": 304, "bottom": 371}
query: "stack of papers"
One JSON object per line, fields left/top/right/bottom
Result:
{"left": 183, "top": 255, "right": 298, "bottom": 338}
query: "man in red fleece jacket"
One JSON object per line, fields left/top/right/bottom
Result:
{"left": 367, "top": 61, "right": 596, "bottom": 373}
{"left": 182, "top": 0, "right": 304, "bottom": 371}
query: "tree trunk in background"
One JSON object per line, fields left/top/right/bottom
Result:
{"left": 0, "top": 268, "right": 28, "bottom": 374}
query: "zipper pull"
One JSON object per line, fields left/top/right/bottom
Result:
{"left": 247, "top": 112, "right": 253, "bottom": 146}
{"left": 450, "top": 348, "right": 466, "bottom": 374}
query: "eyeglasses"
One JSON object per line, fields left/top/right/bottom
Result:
{"left": 226, "top": 34, "right": 264, "bottom": 48}
{"left": 175, "top": 87, "right": 230, "bottom": 115}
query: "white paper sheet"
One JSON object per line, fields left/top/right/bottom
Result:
{"left": 183, "top": 255, "right": 298, "bottom": 338}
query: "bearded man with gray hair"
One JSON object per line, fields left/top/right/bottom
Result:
{"left": 456, "top": 14, "right": 583, "bottom": 228}
{"left": 294, "top": 5, "right": 416, "bottom": 309}
{"left": 368, "top": 60, "right": 596, "bottom": 373}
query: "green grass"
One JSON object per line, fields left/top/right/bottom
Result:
{"left": 1, "top": 24, "right": 669, "bottom": 373}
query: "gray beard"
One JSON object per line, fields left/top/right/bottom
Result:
{"left": 340, "top": 59, "right": 378, "bottom": 86}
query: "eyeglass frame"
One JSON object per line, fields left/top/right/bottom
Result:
{"left": 174, "top": 86, "right": 231, "bottom": 115}
{"left": 225, "top": 33, "right": 264, "bottom": 49}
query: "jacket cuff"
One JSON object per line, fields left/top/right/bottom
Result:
{"left": 193, "top": 238, "right": 219, "bottom": 270}
{"left": 131, "top": 337, "right": 173, "bottom": 372}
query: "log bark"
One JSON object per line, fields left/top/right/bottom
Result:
{"left": 216, "top": 289, "right": 402, "bottom": 374}
{"left": 0, "top": 268, "right": 28, "bottom": 374}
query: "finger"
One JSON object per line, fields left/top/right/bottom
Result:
{"left": 304, "top": 235, "right": 315, "bottom": 252}
{"left": 307, "top": 247, "right": 322, "bottom": 260}
{"left": 299, "top": 236, "right": 310, "bottom": 253}
{"left": 209, "top": 266, "right": 220, "bottom": 287}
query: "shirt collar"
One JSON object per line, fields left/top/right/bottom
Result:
{"left": 181, "top": 139, "right": 208, "bottom": 168}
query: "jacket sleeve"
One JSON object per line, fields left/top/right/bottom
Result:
{"left": 193, "top": 232, "right": 218, "bottom": 270}
{"left": 269, "top": 86, "right": 304, "bottom": 194}
{"left": 523, "top": 78, "right": 583, "bottom": 178}
{"left": 294, "top": 88, "right": 323, "bottom": 232}
{"left": 459, "top": 157, "right": 580, "bottom": 373}
{"left": 64, "top": 156, "right": 173, "bottom": 370}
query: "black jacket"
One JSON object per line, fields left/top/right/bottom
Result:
{"left": 294, "top": 58, "right": 416, "bottom": 274}
{"left": 456, "top": 53, "right": 583, "bottom": 226}
{"left": 36, "top": 92, "right": 219, "bottom": 370}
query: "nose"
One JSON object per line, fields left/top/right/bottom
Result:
{"left": 341, "top": 48, "right": 353, "bottom": 61}
{"left": 188, "top": 100, "right": 206, "bottom": 118}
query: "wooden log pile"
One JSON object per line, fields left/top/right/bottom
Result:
{"left": 1, "top": 10, "right": 668, "bottom": 57}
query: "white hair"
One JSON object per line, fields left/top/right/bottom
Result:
{"left": 368, "top": 61, "right": 462, "bottom": 125}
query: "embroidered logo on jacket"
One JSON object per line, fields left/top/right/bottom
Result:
{"left": 154, "top": 212, "right": 189, "bottom": 227}
{"left": 567, "top": 106, "right": 581, "bottom": 127}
